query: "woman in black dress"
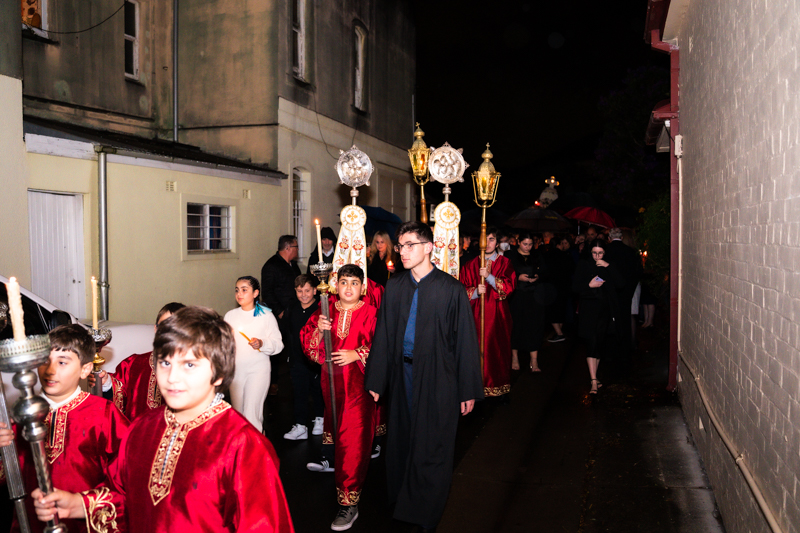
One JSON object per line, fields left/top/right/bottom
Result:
{"left": 508, "top": 233, "right": 547, "bottom": 372}
{"left": 572, "top": 239, "right": 625, "bottom": 394}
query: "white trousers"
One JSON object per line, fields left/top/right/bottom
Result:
{"left": 229, "top": 353, "right": 271, "bottom": 433}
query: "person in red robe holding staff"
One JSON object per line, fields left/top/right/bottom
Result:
{"left": 92, "top": 302, "right": 185, "bottom": 420}
{"left": 460, "top": 227, "right": 517, "bottom": 397}
{"left": 301, "top": 264, "right": 378, "bottom": 531}
{"left": 32, "top": 306, "right": 295, "bottom": 533}
{"left": 1, "top": 324, "right": 129, "bottom": 533}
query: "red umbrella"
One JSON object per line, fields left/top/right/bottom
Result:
{"left": 564, "top": 207, "right": 616, "bottom": 228}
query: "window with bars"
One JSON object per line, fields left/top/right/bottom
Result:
{"left": 124, "top": 0, "right": 139, "bottom": 79}
{"left": 292, "top": 169, "right": 307, "bottom": 258}
{"left": 291, "top": 0, "right": 306, "bottom": 80}
{"left": 187, "top": 203, "right": 232, "bottom": 253}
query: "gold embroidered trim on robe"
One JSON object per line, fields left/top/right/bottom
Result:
{"left": 148, "top": 402, "right": 230, "bottom": 505}
{"left": 375, "top": 424, "right": 387, "bottom": 437}
{"left": 484, "top": 384, "right": 511, "bottom": 397}
{"left": 81, "top": 486, "right": 119, "bottom": 533}
{"left": 46, "top": 392, "right": 90, "bottom": 463}
{"left": 334, "top": 300, "right": 364, "bottom": 340}
{"left": 355, "top": 345, "right": 369, "bottom": 366}
{"left": 337, "top": 487, "right": 361, "bottom": 506}
{"left": 322, "top": 431, "right": 334, "bottom": 445}
{"left": 309, "top": 328, "right": 323, "bottom": 364}
{"left": 147, "top": 354, "right": 162, "bottom": 409}
{"left": 109, "top": 376, "right": 125, "bottom": 413}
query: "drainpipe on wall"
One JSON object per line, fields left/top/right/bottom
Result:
{"left": 649, "top": 30, "right": 680, "bottom": 392}
{"left": 173, "top": 0, "right": 179, "bottom": 142}
{"left": 95, "top": 146, "right": 116, "bottom": 321}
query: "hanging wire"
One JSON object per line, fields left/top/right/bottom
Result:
{"left": 312, "top": 89, "right": 360, "bottom": 160}
{"left": 23, "top": 1, "right": 126, "bottom": 36}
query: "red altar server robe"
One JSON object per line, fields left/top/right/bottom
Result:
{"left": 6, "top": 392, "right": 129, "bottom": 533}
{"left": 108, "top": 352, "right": 161, "bottom": 420}
{"left": 112, "top": 402, "right": 294, "bottom": 532}
{"left": 301, "top": 300, "right": 377, "bottom": 506}
{"left": 331, "top": 280, "right": 386, "bottom": 438}
{"left": 460, "top": 254, "right": 516, "bottom": 396}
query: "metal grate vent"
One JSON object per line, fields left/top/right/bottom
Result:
{"left": 166, "top": 181, "right": 176, "bottom": 192}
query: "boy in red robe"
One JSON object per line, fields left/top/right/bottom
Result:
{"left": 0, "top": 324, "right": 130, "bottom": 533}
{"left": 301, "top": 264, "right": 378, "bottom": 531}
{"left": 460, "top": 228, "right": 517, "bottom": 397}
{"left": 92, "top": 302, "right": 185, "bottom": 420}
{"left": 32, "top": 306, "right": 295, "bottom": 532}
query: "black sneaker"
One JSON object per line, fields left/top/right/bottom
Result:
{"left": 548, "top": 334, "right": 565, "bottom": 343}
{"left": 306, "top": 458, "right": 334, "bottom": 472}
{"left": 331, "top": 505, "right": 359, "bottom": 531}
{"left": 371, "top": 444, "right": 381, "bottom": 459}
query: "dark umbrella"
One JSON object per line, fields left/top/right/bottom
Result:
{"left": 506, "top": 208, "right": 572, "bottom": 232}
{"left": 459, "top": 207, "right": 509, "bottom": 235}
{"left": 564, "top": 207, "right": 616, "bottom": 229}
{"left": 362, "top": 205, "right": 403, "bottom": 237}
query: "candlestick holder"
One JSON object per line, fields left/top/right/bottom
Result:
{"left": 0, "top": 335, "right": 68, "bottom": 533}
{"left": 0, "top": 305, "right": 33, "bottom": 532}
{"left": 89, "top": 327, "right": 112, "bottom": 398}
{"left": 309, "top": 261, "right": 339, "bottom": 439}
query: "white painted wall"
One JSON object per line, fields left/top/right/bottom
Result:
{"left": 0, "top": 75, "right": 32, "bottom": 286}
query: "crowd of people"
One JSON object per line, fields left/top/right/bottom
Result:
{"left": 0, "top": 220, "right": 656, "bottom": 533}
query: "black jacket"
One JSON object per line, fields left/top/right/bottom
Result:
{"left": 260, "top": 254, "right": 301, "bottom": 316}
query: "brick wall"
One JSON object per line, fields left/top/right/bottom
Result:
{"left": 678, "top": 1, "right": 800, "bottom": 532}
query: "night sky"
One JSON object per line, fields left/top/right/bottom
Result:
{"left": 410, "top": 0, "right": 670, "bottom": 219}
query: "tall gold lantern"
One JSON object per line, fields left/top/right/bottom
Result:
{"left": 408, "top": 123, "right": 432, "bottom": 224}
{"left": 471, "top": 144, "right": 501, "bottom": 360}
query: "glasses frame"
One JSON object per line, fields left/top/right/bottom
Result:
{"left": 394, "top": 241, "right": 429, "bottom": 253}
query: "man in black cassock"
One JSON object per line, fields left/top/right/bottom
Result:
{"left": 365, "top": 221, "right": 484, "bottom": 532}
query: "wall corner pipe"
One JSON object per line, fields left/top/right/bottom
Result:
{"left": 173, "top": 0, "right": 179, "bottom": 142}
{"left": 650, "top": 29, "right": 681, "bottom": 392}
{"left": 94, "top": 146, "right": 116, "bottom": 321}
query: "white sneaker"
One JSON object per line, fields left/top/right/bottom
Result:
{"left": 307, "top": 458, "right": 334, "bottom": 472}
{"left": 371, "top": 444, "right": 381, "bottom": 459}
{"left": 283, "top": 424, "right": 308, "bottom": 441}
{"left": 312, "top": 417, "right": 324, "bottom": 436}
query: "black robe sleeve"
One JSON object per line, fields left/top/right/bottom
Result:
{"left": 364, "top": 281, "right": 394, "bottom": 396}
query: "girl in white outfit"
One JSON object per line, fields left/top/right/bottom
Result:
{"left": 224, "top": 275, "right": 283, "bottom": 432}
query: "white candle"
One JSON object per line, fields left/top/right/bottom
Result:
{"left": 91, "top": 276, "right": 98, "bottom": 329}
{"left": 315, "top": 219, "right": 323, "bottom": 263}
{"left": 7, "top": 277, "right": 25, "bottom": 341}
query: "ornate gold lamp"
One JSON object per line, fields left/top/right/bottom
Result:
{"left": 471, "top": 144, "right": 501, "bottom": 359}
{"left": 408, "top": 123, "right": 432, "bottom": 224}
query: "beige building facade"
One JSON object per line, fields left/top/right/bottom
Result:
{"left": 2, "top": 1, "right": 415, "bottom": 324}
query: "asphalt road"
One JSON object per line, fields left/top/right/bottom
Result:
{"left": 265, "top": 323, "right": 727, "bottom": 533}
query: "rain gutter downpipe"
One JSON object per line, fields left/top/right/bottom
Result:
{"left": 173, "top": 0, "right": 178, "bottom": 141}
{"left": 650, "top": 29, "right": 680, "bottom": 393}
{"left": 95, "top": 146, "right": 115, "bottom": 321}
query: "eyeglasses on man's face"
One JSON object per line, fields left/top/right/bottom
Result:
{"left": 394, "top": 241, "right": 429, "bottom": 253}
